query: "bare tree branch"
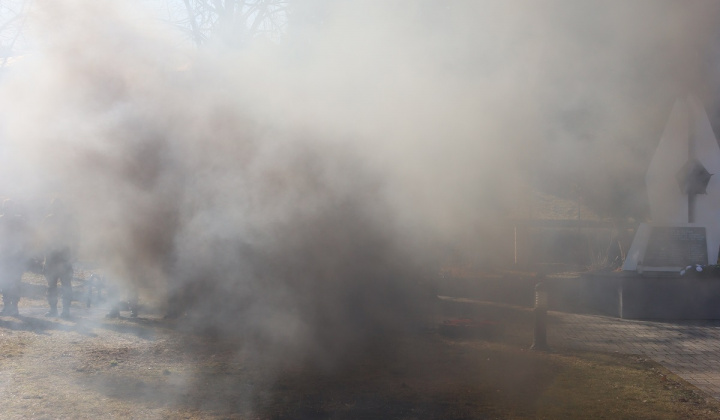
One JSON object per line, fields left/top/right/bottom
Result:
{"left": 182, "top": 0, "right": 204, "bottom": 47}
{"left": 175, "top": 0, "right": 287, "bottom": 47}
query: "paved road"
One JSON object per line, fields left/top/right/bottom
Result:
{"left": 551, "top": 311, "right": 720, "bottom": 400}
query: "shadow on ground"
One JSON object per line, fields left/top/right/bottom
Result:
{"left": 0, "top": 315, "right": 97, "bottom": 337}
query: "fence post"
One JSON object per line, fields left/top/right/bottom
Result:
{"left": 531, "top": 281, "right": 550, "bottom": 351}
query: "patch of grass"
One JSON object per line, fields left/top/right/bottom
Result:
{"left": 536, "top": 351, "right": 720, "bottom": 419}
{"left": 246, "top": 301, "right": 720, "bottom": 419}
{"left": 1, "top": 294, "right": 719, "bottom": 419}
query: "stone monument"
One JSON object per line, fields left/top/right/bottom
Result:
{"left": 623, "top": 95, "right": 720, "bottom": 272}
{"left": 617, "top": 95, "right": 720, "bottom": 319}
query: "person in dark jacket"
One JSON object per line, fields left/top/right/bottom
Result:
{"left": 41, "top": 198, "right": 78, "bottom": 319}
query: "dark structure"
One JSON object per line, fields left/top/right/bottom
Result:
{"left": 543, "top": 271, "right": 720, "bottom": 320}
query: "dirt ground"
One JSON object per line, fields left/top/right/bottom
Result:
{"left": 0, "top": 270, "right": 502, "bottom": 419}
{"left": 1, "top": 271, "right": 719, "bottom": 419}
{"left": 0, "top": 270, "right": 533, "bottom": 420}
{"left": 0, "top": 279, "right": 542, "bottom": 420}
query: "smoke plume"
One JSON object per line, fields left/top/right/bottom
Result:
{"left": 0, "top": 0, "right": 718, "bottom": 382}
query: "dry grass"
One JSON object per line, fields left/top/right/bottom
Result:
{"left": 0, "top": 273, "right": 719, "bottom": 418}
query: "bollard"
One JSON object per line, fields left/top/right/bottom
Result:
{"left": 530, "top": 281, "right": 549, "bottom": 351}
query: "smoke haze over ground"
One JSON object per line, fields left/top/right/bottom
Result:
{"left": 0, "top": 0, "right": 717, "bottom": 390}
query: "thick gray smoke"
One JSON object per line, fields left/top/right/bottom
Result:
{"left": 0, "top": 0, "right": 441, "bottom": 367}
{"left": 0, "top": 0, "right": 718, "bottom": 371}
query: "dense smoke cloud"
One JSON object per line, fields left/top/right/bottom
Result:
{"left": 0, "top": 0, "right": 717, "bottom": 369}
{"left": 0, "top": 0, "right": 441, "bottom": 367}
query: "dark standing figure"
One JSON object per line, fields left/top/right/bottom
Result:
{"left": 0, "top": 200, "right": 28, "bottom": 316}
{"left": 42, "top": 198, "right": 78, "bottom": 319}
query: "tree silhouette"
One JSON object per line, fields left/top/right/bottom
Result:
{"left": 170, "top": 0, "right": 288, "bottom": 47}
